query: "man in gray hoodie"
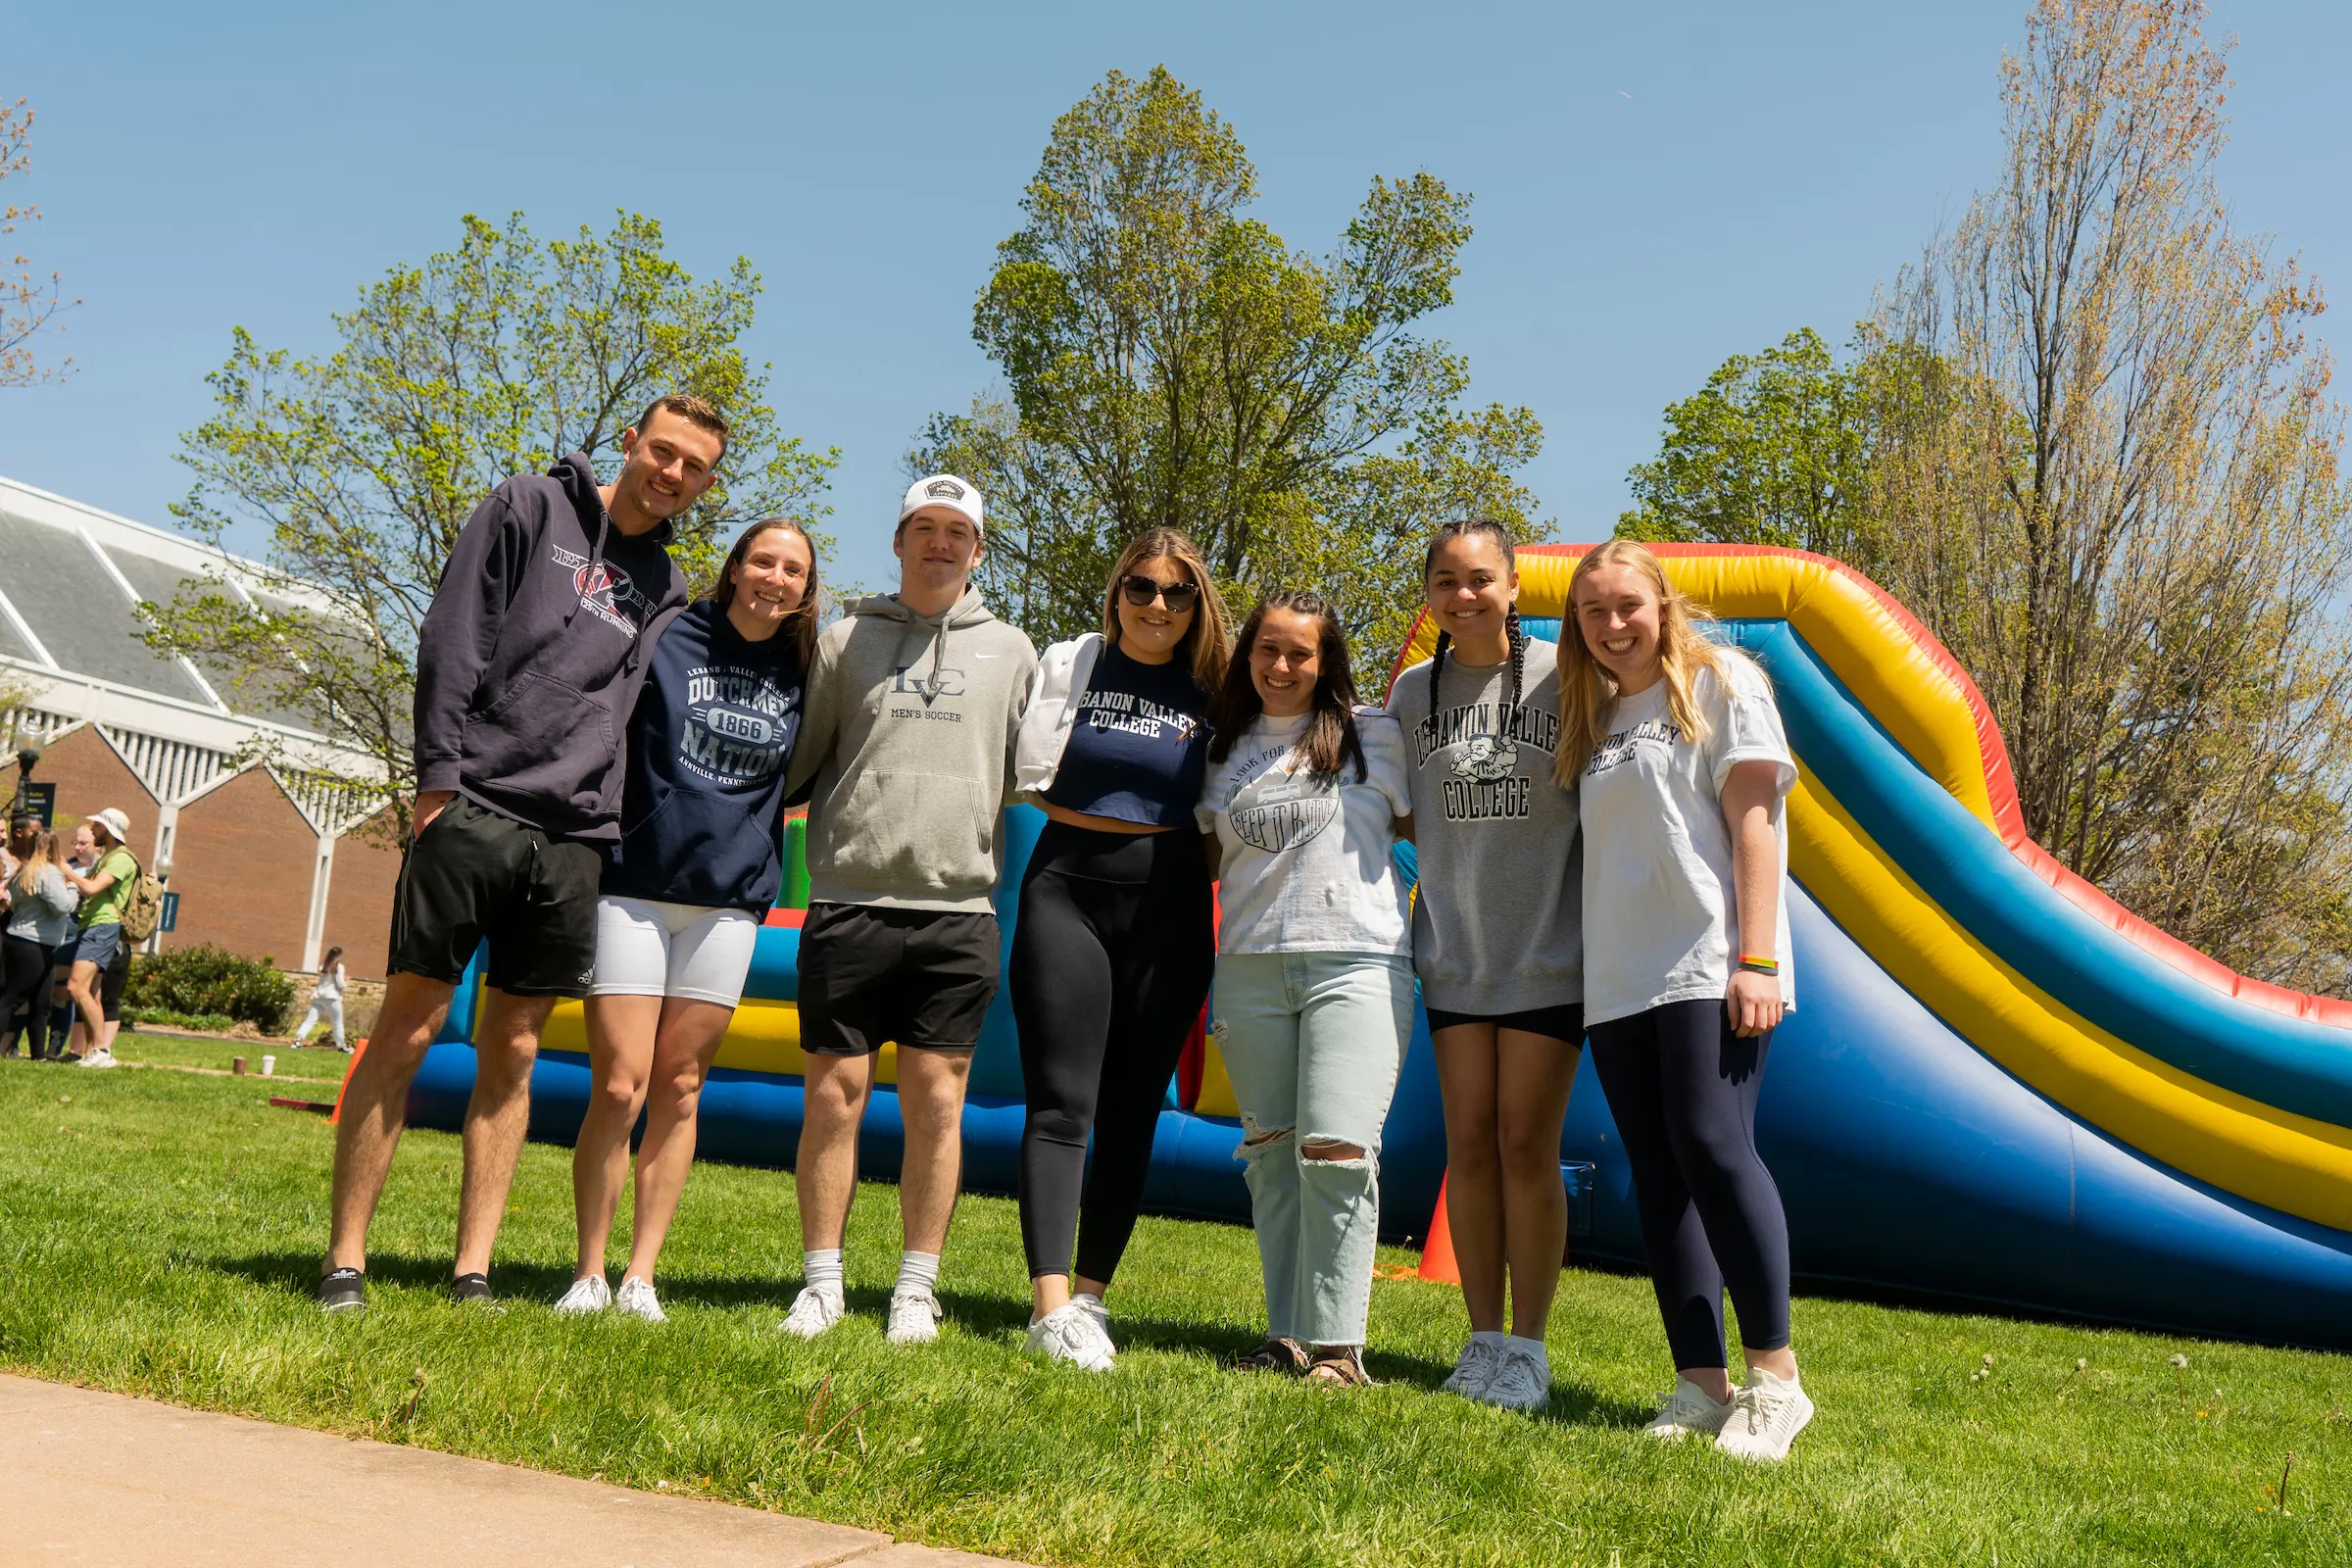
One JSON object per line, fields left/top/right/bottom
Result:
{"left": 779, "top": 473, "right": 1037, "bottom": 1346}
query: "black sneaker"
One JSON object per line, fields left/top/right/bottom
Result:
{"left": 318, "top": 1267, "right": 367, "bottom": 1314}
{"left": 450, "top": 1271, "right": 500, "bottom": 1308}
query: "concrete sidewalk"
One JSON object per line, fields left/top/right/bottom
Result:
{"left": 7, "top": 1374, "right": 1034, "bottom": 1567}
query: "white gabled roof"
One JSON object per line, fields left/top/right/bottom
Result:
{"left": 0, "top": 473, "right": 382, "bottom": 794}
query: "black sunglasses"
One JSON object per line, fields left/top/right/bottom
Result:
{"left": 1119, "top": 574, "right": 1200, "bottom": 612}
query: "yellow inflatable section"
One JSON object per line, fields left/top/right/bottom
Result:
{"left": 536, "top": 999, "right": 905, "bottom": 1087}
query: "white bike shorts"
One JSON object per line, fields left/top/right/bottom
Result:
{"left": 588, "top": 896, "right": 760, "bottom": 1006}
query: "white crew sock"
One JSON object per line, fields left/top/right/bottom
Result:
{"left": 1471, "top": 1329, "right": 1507, "bottom": 1350}
{"left": 1506, "top": 1334, "right": 1549, "bottom": 1367}
{"left": 803, "top": 1249, "right": 843, "bottom": 1298}
{"left": 896, "top": 1250, "right": 941, "bottom": 1297}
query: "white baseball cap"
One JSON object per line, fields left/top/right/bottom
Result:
{"left": 900, "top": 474, "right": 984, "bottom": 535}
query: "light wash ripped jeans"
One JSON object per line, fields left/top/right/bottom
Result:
{"left": 1211, "top": 951, "right": 1415, "bottom": 1348}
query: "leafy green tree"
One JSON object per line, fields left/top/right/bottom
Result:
{"left": 146, "top": 212, "right": 837, "bottom": 835}
{"left": 1617, "top": 327, "right": 1878, "bottom": 561}
{"left": 914, "top": 66, "right": 1544, "bottom": 670}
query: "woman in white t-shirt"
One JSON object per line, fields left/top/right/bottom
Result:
{"left": 1198, "top": 590, "right": 1415, "bottom": 1389}
{"left": 296, "top": 948, "right": 349, "bottom": 1051}
{"left": 1561, "top": 539, "right": 1813, "bottom": 1463}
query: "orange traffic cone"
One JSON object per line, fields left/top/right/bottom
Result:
{"left": 1417, "top": 1170, "right": 1462, "bottom": 1285}
{"left": 327, "top": 1036, "right": 368, "bottom": 1125}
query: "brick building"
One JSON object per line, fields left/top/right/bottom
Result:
{"left": 0, "top": 475, "right": 396, "bottom": 978}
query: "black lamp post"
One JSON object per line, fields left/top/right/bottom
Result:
{"left": 10, "top": 745, "right": 37, "bottom": 817}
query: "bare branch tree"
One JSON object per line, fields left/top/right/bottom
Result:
{"left": 1875, "top": 0, "right": 2352, "bottom": 989}
{"left": 0, "top": 95, "right": 77, "bottom": 386}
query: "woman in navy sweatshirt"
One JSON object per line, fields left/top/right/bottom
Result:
{"left": 556, "top": 517, "right": 816, "bottom": 1321}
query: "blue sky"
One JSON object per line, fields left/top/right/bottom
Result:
{"left": 4, "top": 1, "right": 2347, "bottom": 592}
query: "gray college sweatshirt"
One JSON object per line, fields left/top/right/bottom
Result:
{"left": 788, "top": 587, "right": 1038, "bottom": 913}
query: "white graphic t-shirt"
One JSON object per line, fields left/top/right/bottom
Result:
{"left": 1197, "top": 709, "right": 1414, "bottom": 956}
{"left": 1578, "top": 653, "right": 1797, "bottom": 1027}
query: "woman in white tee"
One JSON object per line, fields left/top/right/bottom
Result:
{"left": 296, "top": 947, "right": 349, "bottom": 1051}
{"left": 1562, "top": 539, "right": 1813, "bottom": 1463}
{"left": 1198, "top": 590, "right": 1414, "bottom": 1389}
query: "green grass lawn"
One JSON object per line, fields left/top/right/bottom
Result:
{"left": 2, "top": 1059, "right": 2346, "bottom": 1567}
{"left": 104, "top": 1026, "right": 346, "bottom": 1084}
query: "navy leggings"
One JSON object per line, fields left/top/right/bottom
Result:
{"left": 1588, "top": 998, "right": 1791, "bottom": 1369}
{"left": 1011, "top": 821, "right": 1215, "bottom": 1284}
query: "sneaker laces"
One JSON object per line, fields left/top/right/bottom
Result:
{"left": 1732, "top": 1380, "right": 1794, "bottom": 1437}
{"left": 1447, "top": 1339, "right": 1501, "bottom": 1389}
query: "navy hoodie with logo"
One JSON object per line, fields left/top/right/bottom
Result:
{"left": 601, "top": 599, "right": 806, "bottom": 913}
{"left": 412, "top": 454, "right": 688, "bottom": 841}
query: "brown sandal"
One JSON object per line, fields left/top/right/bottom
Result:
{"left": 1233, "top": 1336, "right": 1309, "bottom": 1374}
{"left": 1303, "top": 1346, "right": 1375, "bottom": 1389}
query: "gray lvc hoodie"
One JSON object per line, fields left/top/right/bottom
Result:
{"left": 787, "top": 588, "right": 1038, "bottom": 912}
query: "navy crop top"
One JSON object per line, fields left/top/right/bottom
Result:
{"left": 1043, "top": 643, "right": 1212, "bottom": 827}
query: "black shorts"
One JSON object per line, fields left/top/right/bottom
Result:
{"left": 101, "top": 940, "right": 131, "bottom": 1022}
{"left": 1424, "top": 1002, "right": 1586, "bottom": 1045}
{"left": 798, "top": 903, "right": 1001, "bottom": 1055}
{"left": 386, "top": 796, "right": 602, "bottom": 999}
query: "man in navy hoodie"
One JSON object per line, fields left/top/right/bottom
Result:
{"left": 318, "top": 396, "right": 721, "bottom": 1313}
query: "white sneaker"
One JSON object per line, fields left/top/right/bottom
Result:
{"left": 1643, "top": 1378, "right": 1736, "bottom": 1441}
{"left": 612, "top": 1276, "right": 666, "bottom": 1323}
{"left": 1715, "top": 1369, "right": 1814, "bottom": 1462}
{"left": 1026, "top": 1302, "right": 1114, "bottom": 1371}
{"left": 553, "top": 1274, "right": 612, "bottom": 1315}
{"left": 77, "top": 1047, "right": 118, "bottom": 1069}
{"left": 1443, "top": 1339, "right": 1503, "bottom": 1399}
{"left": 1482, "top": 1348, "right": 1554, "bottom": 1412}
{"left": 885, "top": 1288, "right": 944, "bottom": 1345}
{"left": 779, "top": 1285, "right": 845, "bottom": 1340}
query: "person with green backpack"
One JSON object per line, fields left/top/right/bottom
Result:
{"left": 62, "top": 807, "right": 148, "bottom": 1069}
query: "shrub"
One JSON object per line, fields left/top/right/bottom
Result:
{"left": 124, "top": 947, "right": 295, "bottom": 1033}
{"left": 122, "top": 1008, "right": 239, "bottom": 1033}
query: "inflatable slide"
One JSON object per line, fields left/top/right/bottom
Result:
{"left": 409, "top": 544, "right": 2352, "bottom": 1348}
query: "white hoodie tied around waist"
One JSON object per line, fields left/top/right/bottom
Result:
{"left": 786, "top": 588, "right": 1040, "bottom": 913}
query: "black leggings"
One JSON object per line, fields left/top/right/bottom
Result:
{"left": 1588, "top": 998, "right": 1790, "bottom": 1369}
{"left": 1012, "top": 821, "right": 1215, "bottom": 1284}
{"left": 1, "top": 935, "right": 63, "bottom": 1057}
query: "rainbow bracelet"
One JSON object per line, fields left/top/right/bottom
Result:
{"left": 1737, "top": 954, "right": 1780, "bottom": 975}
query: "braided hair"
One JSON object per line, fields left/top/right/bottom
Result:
{"left": 1424, "top": 518, "right": 1526, "bottom": 715}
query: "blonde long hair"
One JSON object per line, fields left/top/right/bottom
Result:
{"left": 11, "top": 826, "right": 63, "bottom": 899}
{"left": 1100, "top": 528, "right": 1232, "bottom": 697}
{"left": 1554, "top": 539, "right": 1733, "bottom": 783}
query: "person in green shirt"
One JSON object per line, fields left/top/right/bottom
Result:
{"left": 62, "top": 807, "right": 139, "bottom": 1068}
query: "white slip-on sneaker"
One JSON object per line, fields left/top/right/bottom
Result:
{"left": 1442, "top": 1339, "right": 1503, "bottom": 1400}
{"left": 1643, "top": 1378, "right": 1736, "bottom": 1441}
{"left": 885, "top": 1288, "right": 945, "bottom": 1345}
{"left": 1715, "top": 1369, "right": 1815, "bottom": 1462}
{"left": 612, "top": 1276, "right": 666, "bottom": 1323}
{"left": 1482, "top": 1348, "right": 1554, "bottom": 1413}
{"left": 553, "top": 1274, "right": 612, "bottom": 1315}
{"left": 77, "top": 1047, "right": 118, "bottom": 1069}
{"left": 1025, "top": 1303, "right": 1114, "bottom": 1371}
{"left": 779, "top": 1285, "right": 846, "bottom": 1340}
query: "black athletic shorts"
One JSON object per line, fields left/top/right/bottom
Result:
{"left": 798, "top": 903, "right": 1001, "bottom": 1055}
{"left": 386, "top": 795, "right": 602, "bottom": 999}
{"left": 1423, "top": 1002, "right": 1586, "bottom": 1045}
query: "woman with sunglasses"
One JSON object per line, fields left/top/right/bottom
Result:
{"left": 1009, "top": 529, "right": 1233, "bottom": 1369}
